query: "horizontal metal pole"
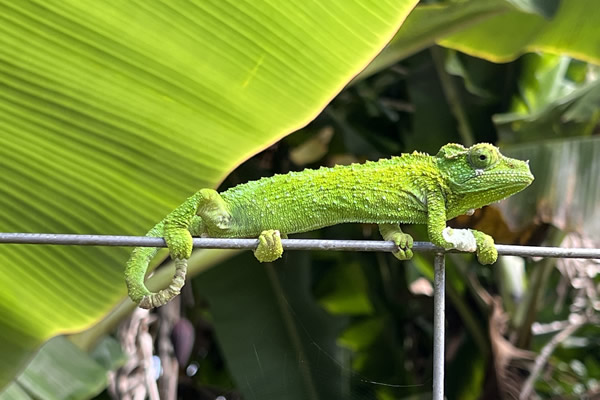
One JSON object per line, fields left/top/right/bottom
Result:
{"left": 0, "top": 232, "right": 598, "bottom": 259}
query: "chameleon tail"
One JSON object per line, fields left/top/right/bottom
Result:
{"left": 138, "top": 258, "right": 187, "bottom": 309}
{"left": 125, "top": 220, "right": 187, "bottom": 308}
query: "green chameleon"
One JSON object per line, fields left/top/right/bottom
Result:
{"left": 126, "top": 143, "right": 533, "bottom": 308}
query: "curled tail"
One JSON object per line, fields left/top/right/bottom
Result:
{"left": 125, "top": 221, "right": 188, "bottom": 309}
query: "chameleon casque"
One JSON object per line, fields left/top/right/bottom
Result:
{"left": 126, "top": 143, "right": 534, "bottom": 309}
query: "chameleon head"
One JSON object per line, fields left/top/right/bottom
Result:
{"left": 436, "top": 143, "right": 534, "bottom": 216}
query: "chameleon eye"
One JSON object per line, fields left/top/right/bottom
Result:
{"left": 468, "top": 145, "right": 498, "bottom": 169}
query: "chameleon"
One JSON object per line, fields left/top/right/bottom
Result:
{"left": 125, "top": 143, "right": 534, "bottom": 309}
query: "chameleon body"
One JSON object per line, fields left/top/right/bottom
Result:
{"left": 126, "top": 143, "right": 534, "bottom": 308}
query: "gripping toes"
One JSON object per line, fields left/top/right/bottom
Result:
{"left": 391, "top": 232, "right": 414, "bottom": 260}
{"left": 164, "top": 227, "right": 194, "bottom": 260}
{"left": 470, "top": 230, "right": 498, "bottom": 265}
{"left": 254, "top": 230, "right": 284, "bottom": 262}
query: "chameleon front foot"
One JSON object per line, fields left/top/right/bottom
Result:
{"left": 389, "top": 232, "right": 414, "bottom": 260}
{"left": 378, "top": 224, "right": 414, "bottom": 261}
{"left": 470, "top": 229, "right": 498, "bottom": 265}
{"left": 437, "top": 227, "right": 497, "bottom": 265}
{"left": 254, "top": 229, "right": 284, "bottom": 262}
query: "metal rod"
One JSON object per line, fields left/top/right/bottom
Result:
{"left": 0, "top": 233, "right": 599, "bottom": 259}
{"left": 432, "top": 254, "right": 445, "bottom": 400}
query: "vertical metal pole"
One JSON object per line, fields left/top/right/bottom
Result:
{"left": 432, "top": 254, "right": 445, "bottom": 400}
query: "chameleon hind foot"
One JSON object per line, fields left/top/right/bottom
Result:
{"left": 254, "top": 229, "right": 284, "bottom": 262}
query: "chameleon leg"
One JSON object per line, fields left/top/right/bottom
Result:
{"left": 127, "top": 189, "right": 233, "bottom": 309}
{"left": 470, "top": 229, "right": 498, "bottom": 265}
{"left": 188, "top": 215, "right": 205, "bottom": 236}
{"left": 196, "top": 188, "right": 232, "bottom": 231}
{"left": 379, "top": 223, "right": 414, "bottom": 260}
{"left": 254, "top": 230, "right": 284, "bottom": 262}
{"left": 426, "top": 190, "right": 497, "bottom": 264}
{"left": 426, "top": 191, "right": 454, "bottom": 251}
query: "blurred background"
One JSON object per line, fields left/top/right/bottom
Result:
{"left": 0, "top": 0, "right": 599, "bottom": 399}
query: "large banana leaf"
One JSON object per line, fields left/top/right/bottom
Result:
{"left": 0, "top": 0, "right": 418, "bottom": 388}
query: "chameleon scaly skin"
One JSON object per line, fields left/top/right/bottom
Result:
{"left": 125, "top": 143, "right": 534, "bottom": 308}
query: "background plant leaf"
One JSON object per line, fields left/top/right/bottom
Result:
{"left": 0, "top": 336, "right": 121, "bottom": 400}
{"left": 193, "top": 252, "right": 349, "bottom": 400}
{"left": 358, "top": 0, "right": 511, "bottom": 79}
{"left": 440, "top": 0, "right": 600, "bottom": 64}
{"left": 361, "top": 0, "right": 596, "bottom": 80}
{"left": 0, "top": 0, "right": 418, "bottom": 388}
{"left": 500, "top": 137, "right": 600, "bottom": 237}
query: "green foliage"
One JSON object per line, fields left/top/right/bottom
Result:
{"left": 192, "top": 252, "right": 349, "bottom": 400}
{"left": 2, "top": 336, "right": 121, "bottom": 400}
{"left": 440, "top": 0, "right": 600, "bottom": 64}
{"left": 316, "top": 263, "right": 374, "bottom": 315}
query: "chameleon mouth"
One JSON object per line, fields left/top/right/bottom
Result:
{"left": 487, "top": 171, "right": 534, "bottom": 184}
{"left": 463, "top": 171, "right": 534, "bottom": 186}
